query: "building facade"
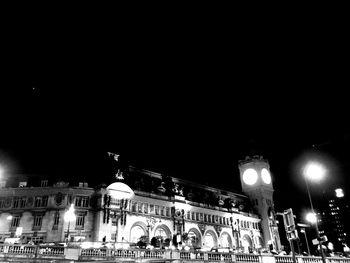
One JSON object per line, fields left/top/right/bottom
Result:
{"left": 0, "top": 155, "right": 280, "bottom": 252}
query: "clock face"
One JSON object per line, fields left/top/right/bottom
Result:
{"left": 261, "top": 168, "right": 271, "bottom": 184}
{"left": 242, "top": 168, "right": 258, "bottom": 185}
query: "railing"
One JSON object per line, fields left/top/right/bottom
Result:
{"left": 80, "top": 247, "right": 166, "bottom": 260}
{"left": 300, "top": 256, "right": 324, "bottom": 263}
{"left": 37, "top": 246, "right": 65, "bottom": 256}
{"left": 208, "top": 252, "right": 233, "bottom": 261}
{"left": 1, "top": 244, "right": 350, "bottom": 263}
{"left": 275, "top": 255, "right": 295, "bottom": 263}
{"left": 235, "top": 253, "right": 260, "bottom": 262}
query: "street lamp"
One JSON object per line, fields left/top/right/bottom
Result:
{"left": 303, "top": 161, "right": 326, "bottom": 263}
{"left": 64, "top": 204, "right": 76, "bottom": 245}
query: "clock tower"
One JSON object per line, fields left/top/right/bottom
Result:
{"left": 238, "top": 155, "right": 281, "bottom": 251}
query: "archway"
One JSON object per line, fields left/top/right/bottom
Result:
{"left": 255, "top": 236, "right": 263, "bottom": 249}
{"left": 204, "top": 230, "right": 218, "bottom": 249}
{"left": 187, "top": 228, "right": 202, "bottom": 248}
{"left": 153, "top": 224, "right": 172, "bottom": 248}
{"left": 129, "top": 222, "right": 148, "bottom": 244}
{"left": 220, "top": 232, "right": 232, "bottom": 248}
{"left": 242, "top": 234, "right": 252, "bottom": 253}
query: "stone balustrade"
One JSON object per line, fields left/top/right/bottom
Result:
{"left": 1, "top": 244, "right": 350, "bottom": 263}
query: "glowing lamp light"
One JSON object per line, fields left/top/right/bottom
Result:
{"left": 6, "top": 215, "right": 13, "bottom": 221}
{"left": 242, "top": 168, "right": 258, "bottom": 185}
{"left": 64, "top": 204, "right": 76, "bottom": 222}
{"left": 328, "top": 242, "right": 334, "bottom": 251}
{"left": 303, "top": 162, "right": 326, "bottom": 181}
{"left": 335, "top": 188, "right": 344, "bottom": 198}
{"left": 305, "top": 212, "right": 317, "bottom": 224}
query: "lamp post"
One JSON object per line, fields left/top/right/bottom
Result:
{"left": 303, "top": 162, "right": 326, "bottom": 263}
{"left": 64, "top": 204, "right": 76, "bottom": 246}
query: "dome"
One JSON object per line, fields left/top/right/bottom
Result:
{"left": 106, "top": 182, "right": 134, "bottom": 199}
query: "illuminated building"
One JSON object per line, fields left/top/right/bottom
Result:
{"left": 0, "top": 155, "right": 281, "bottom": 252}
{"left": 320, "top": 188, "right": 350, "bottom": 251}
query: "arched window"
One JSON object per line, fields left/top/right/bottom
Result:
{"left": 130, "top": 225, "right": 145, "bottom": 243}
{"left": 155, "top": 227, "right": 168, "bottom": 239}
{"left": 204, "top": 232, "right": 216, "bottom": 249}
{"left": 242, "top": 234, "right": 252, "bottom": 253}
{"left": 220, "top": 232, "right": 232, "bottom": 248}
{"left": 187, "top": 229, "right": 201, "bottom": 248}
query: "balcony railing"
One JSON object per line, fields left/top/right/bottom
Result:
{"left": 0, "top": 244, "right": 350, "bottom": 263}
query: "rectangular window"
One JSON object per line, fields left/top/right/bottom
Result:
{"left": 13, "top": 198, "right": 20, "bottom": 208}
{"left": 10, "top": 215, "right": 21, "bottom": 229}
{"left": 187, "top": 211, "right": 191, "bottom": 220}
{"left": 208, "top": 215, "right": 212, "bottom": 223}
{"left": 204, "top": 214, "right": 207, "bottom": 222}
{"left": 53, "top": 211, "right": 60, "bottom": 230}
{"left": 131, "top": 202, "right": 137, "bottom": 212}
{"left": 75, "top": 196, "right": 89, "bottom": 207}
{"left": 166, "top": 207, "right": 170, "bottom": 217}
{"left": 20, "top": 197, "right": 26, "bottom": 208}
{"left": 33, "top": 214, "right": 43, "bottom": 230}
{"left": 0, "top": 199, "right": 4, "bottom": 208}
{"left": 155, "top": 206, "right": 159, "bottom": 215}
{"left": 75, "top": 213, "right": 85, "bottom": 229}
{"left": 138, "top": 203, "right": 143, "bottom": 213}
{"left": 42, "top": 196, "right": 48, "bottom": 207}
{"left": 150, "top": 204, "right": 154, "bottom": 214}
{"left": 144, "top": 203, "right": 148, "bottom": 214}
{"left": 34, "top": 196, "right": 48, "bottom": 207}
{"left": 191, "top": 212, "right": 195, "bottom": 220}
{"left": 160, "top": 206, "right": 164, "bottom": 216}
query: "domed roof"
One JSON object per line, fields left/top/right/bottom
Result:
{"left": 106, "top": 182, "right": 134, "bottom": 199}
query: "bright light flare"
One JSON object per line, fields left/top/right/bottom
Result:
{"left": 305, "top": 212, "right": 317, "bottom": 224}
{"left": 64, "top": 204, "right": 76, "bottom": 222}
{"left": 335, "top": 188, "right": 344, "bottom": 198}
{"left": 303, "top": 162, "right": 326, "bottom": 181}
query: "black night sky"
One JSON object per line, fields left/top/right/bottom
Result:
{"left": 1, "top": 19, "right": 349, "bottom": 225}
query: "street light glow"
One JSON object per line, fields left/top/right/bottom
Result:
{"left": 305, "top": 212, "right": 317, "bottom": 224}
{"left": 335, "top": 188, "right": 344, "bottom": 198}
{"left": 303, "top": 162, "right": 326, "bottom": 181}
{"left": 64, "top": 204, "right": 76, "bottom": 222}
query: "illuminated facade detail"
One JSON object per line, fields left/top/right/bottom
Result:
{"left": 238, "top": 155, "right": 281, "bottom": 251}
